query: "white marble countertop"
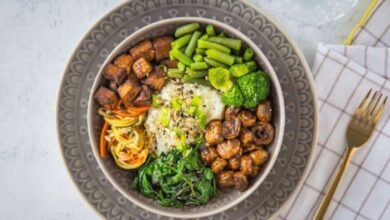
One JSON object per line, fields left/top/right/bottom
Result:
{"left": 0, "top": 0, "right": 369, "bottom": 219}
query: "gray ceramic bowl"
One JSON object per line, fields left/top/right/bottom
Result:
{"left": 87, "top": 17, "right": 285, "bottom": 218}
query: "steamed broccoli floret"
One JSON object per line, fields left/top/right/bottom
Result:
{"left": 237, "top": 71, "right": 270, "bottom": 108}
{"left": 221, "top": 83, "right": 243, "bottom": 107}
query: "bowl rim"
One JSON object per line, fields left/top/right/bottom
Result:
{"left": 87, "top": 17, "right": 285, "bottom": 219}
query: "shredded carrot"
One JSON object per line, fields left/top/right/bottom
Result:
{"left": 112, "top": 105, "right": 150, "bottom": 117}
{"left": 99, "top": 122, "right": 109, "bottom": 158}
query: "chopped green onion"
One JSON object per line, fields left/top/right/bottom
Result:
{"left": 167, "top": 68, "right": 184, "bottom": 78}
{"left": 184, "top": 31, "right": 202, "bottom": 57}
{"left": 204, "top": 57, "right": 228, "bottom": 68}
{"left": 171, "top": 98, "right": 183, "bottom": 111}
{"left": 205, "top": 49, "right": 235, "bottom": 66}
{"left": 208, "top": 37, "right": 242, "bottom": 50}
{"left": 174, "top": 23, "right": 200, "bottom": 37}
{"left": 172, "top": 34, "right": 192, "bottom": 49}
{"left": 151, "top": 95, "right": 162, "bottom": 107}
{"left": 170, "top": 48, "right": 193, "bottom": 66}
{"left": 243, "top": 48, "right": 254, "bottom": 61}
{"left": 190, "top": 62, "right": 208, "bottom": 70}
{"left": 198, "top": 40, "right": 231, "bottom": 54}
{"left": 160, "top": 108, "right": 170, "bottom": 127}
{"left": 193, "top": 54, "right": 203, "bottom": 62}
{"left": 206, "top": 24, "right": 216, "bottom": 36}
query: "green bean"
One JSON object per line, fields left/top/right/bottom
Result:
{"left": 193, "top": 54, "right": 203, "bottom": 62}
{"left": 205, "top": 49, "right": 235, "bottom": 66}
{"left": 174, "top": 23, "right": 200, "bottom": 37}
{"left": 206, "top": 24, "right": 216, "bottom": 36}
{"left": 198, "top": 40, "right": 231, "bottom": 54}
{"left": 218, "top": 32, "right": 226, "bottom": 37}
{"left": 183, "top": 76, "right": 212, "bottom": 87}
{"left": 245, "top": 61, "right": 257, "bottom": 72}
{"left": 177, "top": 62, "right": 186, "bottom": 71}
{"left": 200, "top": 34, "right": 209, "bottom": 40}
{"left": 184, "top": 31, "right": 202, "bottom": 57}
{"left": 187, "top": 69, "right": 208, "bottom": 78}
{"left": 172, "top": 34, "right": 192, "bottom": 49}
{"left": 170, "top": 48, "right": 193, "bottom": 66}
{"left": 208, "top": 37, "right": 242, "bottom": 50}
{"left": 190, "top": 62, "right": 208, "bottom": 70}
{"left": 195, "top": 48, "right": 206, "bottom": 55}
{"left": 168, "top": 68, "right": 184, "bottom": 78}
{"left": 233, "top": 55, "right": 243, "bottom": 64}
{"left": 243, "top": 48, "right": 254, "bottom": 61}
{"left": 204, "top": 57, "right": 228, "bottom": 68}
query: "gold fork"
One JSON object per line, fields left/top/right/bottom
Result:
{"left": 313, "top": 89, "right": 387, "bottom": 220}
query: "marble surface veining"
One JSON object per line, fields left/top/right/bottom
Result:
{"left": 0, "top": 0, "right": 369, "bottom": 219}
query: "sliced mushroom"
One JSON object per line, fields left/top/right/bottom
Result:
{"left": 256, "top": 100, "right": 272, "bottom": 122}
{"left": 240, "top": 155, "right": 253, "bottom": 176}
{"left": 216, "top": 139, "right": 241, "bottom": 159}
{"left": 249, "top": 149, "right": 269, "bottom": 166}
{"left": 233, "top": 171, "right": 249, "bottom": 191}
{"left": 240, "top": 128, "right": 254, "bottom": 147}
{"left": 228, "top": 155, "right": 241, "bottom": 170}
{"left": 224, "top": 107, "right": 241, "bottom": 120}
{"left": 200, "top": 146, "right": 219, "bottom": 165}
{"left": 211, "top": 158, "right": 228, "bottom": 174}
{"left": 205, "top": 120, "right": 224, "bottom": 145}
{"left": 217, "top": 171, "right": 235, "bottom": 188}
{"left": 238, "top": 110, "right": 257, "bottom": 127}
{"left": 222, "top": 118, "right": 241, "bottom": 139}
{"left": 252, "top": 122, "right": 275, "bottom": 145}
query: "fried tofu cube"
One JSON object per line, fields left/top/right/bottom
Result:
{"left": 103, "top": 63, "right": 127, "bottom": 84}
{"left": 129, "top": 40, "right": 155, "bottom": 61}
{"left": 160, "top": 59, "right": 178, "bottom": 68}
{"left": 118, "top": 78, "right": 141, "bottom": 104}
{"left": 144, "top": 67, "right": 167, "bottom": 91}
{"left": 94, "top": 86, "right": 118, "bottom": 109}
{"left": 152, "top": 36, "right": 173, "bottom": 61}
{"left": 113, "top": 54, "right": 134, "bottom": 73}
{"left": 132, "top": 57, "right": 153, "bottom": 79}
{"left": 132, "top": 85, "right": 152, "bottom": 107}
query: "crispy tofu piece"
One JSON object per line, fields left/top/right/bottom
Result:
{"left": 118, "top": 78, "right": 141, "bottom": 104}
{"left": 160, "top": 59, "right": 178, "bottom": 68}
{"left": 144, "top": 67, "right": 167, "bottom": 91}
{"left": 113, "top": 54, "right": 134, "bottom": 73}
{"left": 132, "top": 57, "right": 153, "bottom": 79}
{"left": 152, "top": 36, "right": 173, "bottom": 61}
{"left": 94, "top": 86, "right": 118, "bottom": 109}
{"left": 133, "top": 85, "right": 152, "bottom": 107}
{"left": 103, "top": 63, "right": 127, "bottom": 84}
{"left": 129, "top": 40, "right": 155, "bottom": 61}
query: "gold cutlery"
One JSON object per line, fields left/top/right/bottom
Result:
{"left": 313, "top": 89, "right": 387, "bottom": 220}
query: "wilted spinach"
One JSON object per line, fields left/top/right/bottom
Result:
{"left": 134, "top": 139, "right": 216, "bottom": 207}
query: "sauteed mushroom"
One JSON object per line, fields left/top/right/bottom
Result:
{"left": 250, "top": 166, "right": 261, "bottom": 178}
{"left": 217, "top": 171, "right": 235, "bottom": 188}
{"left": 240, "top": 155, "right": 253, "bottom": 175}
{"left": 249, "top": 149, "right": 269, "bottom": 166}
{"left": 251, "top": 122, "right": 275, "bottom": 145}
{"left": 216, "top": 139, "right": 240, "bottom": 159}
{"left": 211, "top": 158, "right": 228, "bottom": 174}
{"left": 205, "top": 120, "right": 224, "bottom": 145}
{"left": 200, "top": 146, "right": 219, "bottom": 165}
{"left": 228, "top": 155, "right": 241, "bottom": 170}
{"left": 238, "top": 110, "right": 256, "bottom": 127}
{"left": 222, "top": 118, "right": 241, "bottom": 139}
{"left": 233, "top": 171, "right": 249, "bottom": 191}
{"left": 240, "top": 128, "right": 254, "bottom": 147}
{"left": 256, "top": 100, "right": 272, "bottom": 122}
{"left": 224, "top": 107, "right": 241, "bottom": 120}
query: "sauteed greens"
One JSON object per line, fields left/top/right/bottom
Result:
{"left": 134, "top": 138, "right": 216, "bottom": 207}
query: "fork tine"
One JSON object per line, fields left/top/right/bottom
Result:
{"left": 357, "top": 89, "right": 372, "bottom": 110}
{"left": 373, "top": 96, "right": 387, "bottom": 123}
{"left": 370, "top": 93, "right": 383, "bottom": 115}
{"left": 364, "top": 91, "right": 378, "bottom": 115}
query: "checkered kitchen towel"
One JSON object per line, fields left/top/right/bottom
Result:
{"left": 278, "top": 1, "right": 390, "bottom": 220}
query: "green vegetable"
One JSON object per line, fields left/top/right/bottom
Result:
{"left": 199, "top": 34, "right": 209, "bottom": 40}
{"left": 170, "top": 48, "right": 193, "bottom": 66}
{"left": 177, "top": 62, "right": 186, "bottom": 71}
{"left": 206, "top": 24, "right": 216, "bottom": 36}
{"left": 218, "top": 32, "right": 226, "bottom": 37}
{"left": 233, "top": 55, "right": 243, "bottom": 64}
{"left": 182, "top": 76, "right": 212, "bottom": 87}
{"left": 193, "top": 54, "right": 203, "bottom": 62}
{"left": 237, "top": 71, "right": 270, "bottom": 108}
{"left": 184, "top": 31, "right": 202, "bottom": 57}
{"left": 172, "top": 34, "right": 192, "bottom": 49}
{"left": 190, "top": 96, "right": 202, "bottom": 106}
{"left": 243, "top": 48, "right": 254, "bottom": 61}
{"left": 171, "top": 98, "right": 183, "bottom": 111}
{"left": 195, "top": 109, "right": 207, "bottom": 129}
{"left": 151, "top": 95, "right": 162, "bottom": 107}
{"left": 175, "top": 23, "right": 200, "bottom": 37}
{"left": 245, "top": 61, "right": 257, "bottom": 72}
{"left": 197, "top": 40, "right": 231, "bottom": 54}
{"left": 221, "top": 83, "right": 243, "bottom": 107}
{"left": 230, "top": 64, "right": 249, "bottom": 77}
{"left": 208, "top": 67, "right": 233, "bottom": 92}
{"left": 207, "top": 37, "right": 242, "bottom": 50}
{"left": 204, "top": 57, "right": 228, "bottom": 68}
{"left": 167, "top": 68, "right": 184, "bottom": 78}
{"left": 205, "top": 49, "right": 235, "bottom": 66}
{"left": 135, "top": 140, "right": 216, "bottom": 207}
{"left": 187, "top": 69, "right": 208, "bottom": 78}
{"left": 160, "top": 108, "right": 170, "bottom": 127}
{"left": 195, "top": 48, "right": 206, "bottom": 55}
{"left": 190, "top": 62, "right": 208, "bottom": 70}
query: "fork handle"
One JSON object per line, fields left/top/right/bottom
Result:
{"left": 313, "top": 147, "right": 357, "bottom": 220}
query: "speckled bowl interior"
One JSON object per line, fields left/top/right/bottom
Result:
{"left": 87, "top": 17, "right": 285, "bottom": 219}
